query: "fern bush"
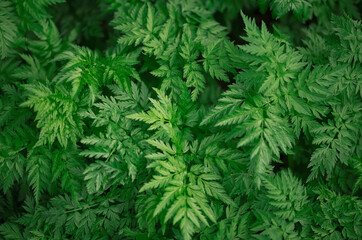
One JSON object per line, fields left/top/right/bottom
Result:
{"left": 0, "top": 0, "right": 361, "bottom": 239}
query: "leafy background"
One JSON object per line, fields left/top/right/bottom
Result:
{"left": 0, "top": 0, "right": 361, "bottom": 239}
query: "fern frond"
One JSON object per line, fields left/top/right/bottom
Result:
{"left": 0, "top": 1, "right": 19, "bottom": 59}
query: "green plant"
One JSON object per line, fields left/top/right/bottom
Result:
{"left": 0, "top": 0, "right": 361, "bottom": 239}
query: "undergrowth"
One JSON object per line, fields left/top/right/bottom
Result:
{"left": 0, "top": 0, "right": 361, "bottom": 239}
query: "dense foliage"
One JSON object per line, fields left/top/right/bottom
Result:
{"left": 0, "top": 0, "right": 361, "bottom": 239}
